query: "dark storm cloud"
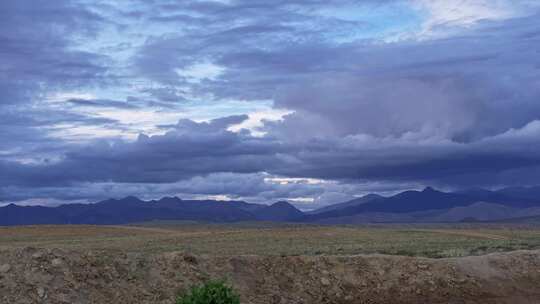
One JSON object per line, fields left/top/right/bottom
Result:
{"left": 274, "top": 121, "right": 540, "bottom": 186}
{"left": 0, "top": 116, "right": 287, "bottom": 188}
{"left": 3, "top": 115, "right": 540, "bottom": 199}
{"left": 0, "top": 172, "right": 331, "bottom": 206}
{"left": 130, "top": 8, "right": 540, "bottom": 188}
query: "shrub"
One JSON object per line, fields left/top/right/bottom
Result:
{"left": 176, "top": 280, "right": 240, "bottom": 304}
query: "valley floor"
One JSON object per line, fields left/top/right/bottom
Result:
{"left": 1, "top": 223, "right": 540, "bottom": 258}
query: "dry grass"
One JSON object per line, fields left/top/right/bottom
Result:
{"left": 1, "top": 223, "right": 539, "bottom": 258}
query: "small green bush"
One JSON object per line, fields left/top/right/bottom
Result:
{"left": 176, "top": 280, "right": 240, "bottom": 304}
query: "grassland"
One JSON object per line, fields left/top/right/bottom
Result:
{"left": 1, "top": 222, "right": 540, "bottom": 258}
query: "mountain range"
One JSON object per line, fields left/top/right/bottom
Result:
{"left": 0, "top": 197, "right": 303, "bottom": 226}
{"left": 1, "top": 186, "right": 540, "bottom": 226}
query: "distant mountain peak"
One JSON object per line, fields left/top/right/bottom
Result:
{"left": 122, "top": 196, "right": 141, "bottom": 201}
{"left": 361, "top": 194, "right": 383, "bottom": 200}
{"left": 308, "top": 193, "right": 384, "bottom": 215}
{"left": 156, "top": 196, "right": 182, "bottom": 203}
{"left": 271, "top": 201, "right": 295, "bottom": 208}
{"left": 422, "top": 186, "right": 437, "bottom": 193}
{"left": 254, "top": 201, "right": 303, "bottom": 222}
{"left": 98, "top": 196, "right": 144, "bottom": 205}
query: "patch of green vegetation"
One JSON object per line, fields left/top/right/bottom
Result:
{"left": 176, "top": 281, "right": 240, "bottom": 304}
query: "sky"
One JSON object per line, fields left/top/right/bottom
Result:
{"left": 1, "top": 0, "right": 540, "bottom": 209}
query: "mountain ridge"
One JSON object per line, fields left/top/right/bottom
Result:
{"left": 2, "top": 186, "right": 540, "bottom": 226}
{"left": 0, "top": 197, "right": 301, "bottom": 226}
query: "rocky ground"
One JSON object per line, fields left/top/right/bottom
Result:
{"left": 1, "top": 247, "right": 540, "bottom": 304}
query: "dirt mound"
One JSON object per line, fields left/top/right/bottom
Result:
{"left": 1, "top": 248, "right": 539, "bottom": 304}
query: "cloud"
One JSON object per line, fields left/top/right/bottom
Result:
{"left": 414, "top": 0, "right": 540, "bottom": 37}
{"left": 1, "top": 1, "right": 540, "bottom": 205}
{"left": 0, "top": 0, "right": 110, "bottom": 160}
{"left": 0, "top": 116, "right": 286, "bottom": 188}
{"left": 132, "top": 4, "right": 540, "bottom": 144}
{"left": 3, "top": 114, "right": 540, "bottom": 204}
{"left": 67, "top": 98, "right": 140, "bottom": 109}
{"left": 266, "top": 14, "right": 540, "bottom": 143}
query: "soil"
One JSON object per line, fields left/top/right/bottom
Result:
{"left": 1, "top": 247, "right": 539, "bottom": 304}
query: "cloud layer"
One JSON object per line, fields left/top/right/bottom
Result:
{"left": 1, "top": 0, "right": 540, "bottom": 206}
